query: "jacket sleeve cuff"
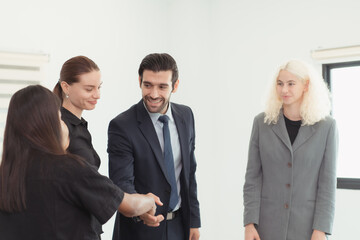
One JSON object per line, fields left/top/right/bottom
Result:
{"left": 190, "top": 217, "right": 201, "bottom": 228}
{"left": 243, "top": 207, "right": 260, "bottom": 227}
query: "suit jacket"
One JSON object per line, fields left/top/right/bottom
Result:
{"left": 243, "top": 112, "right": 338, "bottom": 240}
{"left": 108, "top": 100, "right": 201, "bottom": 240}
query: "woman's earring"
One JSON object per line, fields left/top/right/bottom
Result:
{"left": 66, "top": 94, "right": 69, "bottom": 98}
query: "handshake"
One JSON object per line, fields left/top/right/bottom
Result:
{"left": 119, "top": 192, "right": 165, "bottom": 227}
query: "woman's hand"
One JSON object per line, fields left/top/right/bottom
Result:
{"left": 311, "top": 229, "right": 326, "bottom": 240}
{"left": 245, "top": 223, "right": 261, "bottom": 240}
{"left": 139, "top": 193, "right": 164, "bottom": 227}
{"left": 118, "top": 192, "right": 163, "bottom": 219}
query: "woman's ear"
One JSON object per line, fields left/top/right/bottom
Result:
{"left": 304, "top": 80, "right": 310, "bottom": 92}
{"left": 60, "top": 81, "right": 69, "bottom": 96}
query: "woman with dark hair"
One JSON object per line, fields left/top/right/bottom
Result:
{"left": 53, "top": 55, "right": 102, "bottom": 168}
{"left": 0, "top": 85, "right": 163, "bottom": 240}
{"left": 53, "top": 56, "right": 105, "bottom": 237}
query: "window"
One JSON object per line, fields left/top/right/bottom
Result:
{"left": 0, "top": 51, "right": 48, "bottom": 160}
{"left": 323, "top": 61, "right": 360, "bottom": 189}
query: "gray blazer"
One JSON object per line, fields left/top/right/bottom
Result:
{"left": 243, "top": 112, "right": 338, "bottom": 240}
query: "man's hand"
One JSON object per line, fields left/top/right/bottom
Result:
{"left": 189, "top": 228, "right": 200, "bottom": 240}
{"left": 245, "top": 223, "right": 261, "bottom": 240}
{"left": 140, "top": 193, "right": 164, "bottom": 227}
{"left": 311, "top": 229, "right": 326, "bottom": 240}
{"left": 140, "top": 212, "right": 164, "bottom": 227}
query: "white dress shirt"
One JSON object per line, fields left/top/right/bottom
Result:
{"left": 145, "top": 102, "right": 182, "bottom": 211}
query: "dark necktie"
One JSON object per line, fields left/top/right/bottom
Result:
{"left": 158, "top": 115, "right": 179, "bottom": 211}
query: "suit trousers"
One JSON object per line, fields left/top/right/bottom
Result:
{"left": 162, "top": 210, "right": 185, "bottom": 240}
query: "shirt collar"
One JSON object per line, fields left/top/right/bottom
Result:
{"left": 61, "top": 107, "right": 87, "bottom": 127}
{"left": 143, "top": 101, "right": 173, "bottom": 125}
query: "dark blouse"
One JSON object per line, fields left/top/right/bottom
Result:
{"left": 60, "top": 107, "right": 102, "bottom": 236}
{"left": 284, "top": 114, "right": 302, "bottom": 145}
{"left": 0, "top": 153, "right": 123, "bottom": 240}
{"left": 61, "top": 107, "right": 100, "bottom": 169}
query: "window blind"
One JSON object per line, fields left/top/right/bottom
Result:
{"left": 0, "top": 51, "right": 49, "bottom": 158}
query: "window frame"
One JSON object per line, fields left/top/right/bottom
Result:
{"left": 322, "top": 60, "right": 360, "bottom": 190}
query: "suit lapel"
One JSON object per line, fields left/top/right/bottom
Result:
{"left": 136, "top": 101, "right": 169, "bottom": 181}
{"left": 271, "top": 110, "right": 316, "bottom": 152}
{"left": 271, "top": 113, "right": 292, "bottom": 152}
{"left": 292, "top": 124, "right": 316, "bottom": 152}
{"left": 171, "top": 104, "right": 189, "bottom": 179}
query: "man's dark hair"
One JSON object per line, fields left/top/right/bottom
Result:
{"left": 138, "top": 53, "right": 179, "bottom": 89}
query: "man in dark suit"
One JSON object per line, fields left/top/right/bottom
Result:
{"left": 108, "top": 53, "right": 201, "bottom": 240}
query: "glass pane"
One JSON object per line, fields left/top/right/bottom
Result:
{"left": 331, "top": 66, "right": 360, "bottom": 178}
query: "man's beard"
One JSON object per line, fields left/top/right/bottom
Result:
{"left": 143, "top": 96, "right": 169, "bottom": 113}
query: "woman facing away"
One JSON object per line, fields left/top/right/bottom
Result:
{"left": 243, "top": 60, "right": 338, "bottom": 240}
{"left": 0, "top": 85, "right": 164, "bottom": 240}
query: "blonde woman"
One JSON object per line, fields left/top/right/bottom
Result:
{"left": 243, "top": 60, "right": 338, "bottom": 240}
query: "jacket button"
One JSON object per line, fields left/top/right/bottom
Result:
{"left": 287, "top": 162, "right": 292, "bottom": 168}
{"left": 286, "top": 184, "right": 291, "bottom": 188}
{"left": 284, "top": 203, "right": 289, "bottom": 209}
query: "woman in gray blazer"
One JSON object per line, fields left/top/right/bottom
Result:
{"left": 243, "top": 60, "right": 338, "bottom": 240}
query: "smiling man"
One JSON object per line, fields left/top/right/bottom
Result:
{"left": 108, "top": 53, "right": 201, "bottom": 240}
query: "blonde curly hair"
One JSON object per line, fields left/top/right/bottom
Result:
{"left": 264, "top": 59, "right": 331, "bottom": 126}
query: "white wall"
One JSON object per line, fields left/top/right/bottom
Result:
{"left": 1, "top": 0, "right": 359, "bottom": 239}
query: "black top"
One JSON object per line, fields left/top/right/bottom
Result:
{"left": 0, "top": 153, "right": 124, "bottom": 240}
{"left": 60, "top": 107, "right": 102, "bottom": 236}
{"left": 284, "top": 114, "right": 302, "bottom": 145}
{"left": 61, "top": 107, "right": 101, "bottom": 169}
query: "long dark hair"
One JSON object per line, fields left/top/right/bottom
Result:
{"left": 53, "top": 56, "right": 100, "bottom": 103}
{"left": 0, "top": 85, "right": 65, "bottom": 212}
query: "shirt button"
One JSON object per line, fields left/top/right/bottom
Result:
{"left": 287, "top": 162, "right": 292, "bottom": 168}
{"left": 286, "top": 184, "right": 291, "bottom": 188}
{"left": 284, "top": 203, "right": 289, "bottom": 209}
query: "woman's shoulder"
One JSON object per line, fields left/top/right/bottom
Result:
{"left": 324, "top": 115, "right": 336, "bottom": 122}
{"left": 316, "top": 115, "right": 336, "bottom": 128}
{"left": 254, "top": 112, "right": 266, "bottom": 119}
{"left": 28, "top": 154, "right": 90, "bottom": 181}
{"left": 60, "top": 107, "right": 82, "bottom": 127}
{"left": 252, "top": 112, "right": 266, "bottom": 124}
